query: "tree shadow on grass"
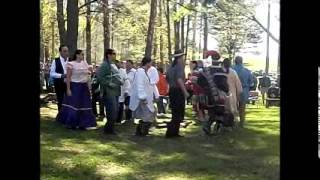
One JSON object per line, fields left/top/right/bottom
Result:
{"left": 41, "top": 105, "right": 279, "bottom": 179}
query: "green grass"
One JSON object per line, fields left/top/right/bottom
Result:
{"left": 41, "top": 102, "right": 279, "bottom": 180}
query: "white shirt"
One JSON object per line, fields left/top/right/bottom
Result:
{"left": 50, "top": 56, "right": 68, "bottom": 79}
{"left": 66, "top": 60, "right": 91, "bottom": 83}
{"left": 127, "top": 68, "right": 137, "bottom": 96}
{"left": 119, "top": 68, "right": 130, "bottom": 102}
{"left": 147, "top": 66, "right": 160, "bottom": 99}
{"left": 129, "top": 68, "right": 155, "bottom": 112}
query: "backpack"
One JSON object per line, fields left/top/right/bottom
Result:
{"left": 198, "top": 66, "right": 234, "bottom": 127}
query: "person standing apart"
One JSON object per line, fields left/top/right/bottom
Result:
{"left": 232, "top": 56, "right": 253, "bottom": 127}
{"left": 57, "top": 50, "right": 97, "bottom": 130}
{"left": 129, "top": 57, "right": 156, "bottom": 136}
{"left": 50, "top": 45, "right": 69, "bottom": 113}
{"left": 258, "top": 73, "right": 271, "bottom": 105}
{"left": 97, "top": 49, "right": 122, "bottom": 135}
{"left": 165, "top": 50, "right": 189, "bottom": 138}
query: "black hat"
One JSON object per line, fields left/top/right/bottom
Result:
{"left": 172, "top": 49, "right": 185, "bottom": 58}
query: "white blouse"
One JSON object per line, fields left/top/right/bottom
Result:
{"left": 66, "top": 60, "right": 91, "bottom": 83}
{"left": 129, "top": 68, "right": 155, "bottom": 112}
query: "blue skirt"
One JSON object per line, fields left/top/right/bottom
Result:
{"left": 57, "top": 82, "right": 97, "bottom": 128}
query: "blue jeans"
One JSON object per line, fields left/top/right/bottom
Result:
{"left": 103, "top": 96, "right": 119, "bottom": 132}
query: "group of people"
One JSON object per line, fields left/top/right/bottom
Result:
{"left": 49, "top": 45, "right": 172, "bottom": 136}
{"left": 47, "top": 44, "right": 274, "bottom": 137}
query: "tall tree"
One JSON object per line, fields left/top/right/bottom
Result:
{"left": 85, "top": 0, "right": 92, "bottom": 64}
{"left": 56, "top": 0, "right": 66, "bottom": 45}
{"left": 66, "top": 0, "right": 79, "bottom": 55}
{"left": 202, "top": 0, "right": 208, "bottom": 59}
{"left": 198, "top": 14, "right": 202, "bottom": 59}
{"left": 265, "top": 0, "right": 271, "bottom": 74}
{"left": 159, "top": 0, "right": 164, "bottom": 67}
{"left": 180, "top": 0, "right": 185, "bottom": 51}
{"left": 211, "top": 0, "right": 262, "bottom": 62}
{"left": 144, "top": 0, "right": 158, "bottom": 58}
{"left": 153, "top": 37, "right": 158, "bottom": 59}
{"left": 102, "top": 0, "right": 110, "bottom": 55}
{"left": 173, "top": 0, "right": 180, "bottom": 51}
{"left": 111, "top": 6, "right": 115, "bottom": 48}
{"left": 191, "top": 0, "right": 197, "bottom": 60}
{"left": 40, "top": 2, "right": 44, "bottom": 62}
{"left": 185, "top": 13, "right": 190, "bottom": 61}
{"left": 165, "top": 0, "right": 172, "bottom": 62}
{"left": 51, "top": 21, "right": 55, "bottom": 59}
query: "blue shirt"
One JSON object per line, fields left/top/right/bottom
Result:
{"left": 233, "top": 64, "right": 253, "bottom": 103}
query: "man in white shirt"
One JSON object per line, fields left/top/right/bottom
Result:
{"left": 125, "top": 60, "right": 136, "bottom": 122}
{"left": 147, "top": 63, "right": 160, "bottom": 100}
{"left": 115, "top": 60, "right": 130, "bottom": 124}
{"left": 50, "top": 45, "right": 69, "bottom": 112}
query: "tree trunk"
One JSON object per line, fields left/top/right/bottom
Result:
{"left": 191, "top": 0, "right": 197, "bottom": 60}
{"left": 111, "top": 9, "right": 114, "bottom": 48}
{"left": 51, "top": 21, "right": 55, "bottom": 59}
{"left": 185, "top": 14, "right": 190, "bottom": 61}
{"left": 174, "top": 0, "right": 180, "bottom": 51}
{"left": 153, "top": 37, "right": 158, "bottom": 59}
{"left": 159, "top": 0, "right": 164, "bottom": 68}
{"left": 56, "top": 0, "right": 66, "bottom": 45}
{"left": 144, "top": 0, "right": 158, "bottom": 58}
{"left": 165, "top": 0, "right": 172, "bottom": 62}
{"left": 202, "top": 1, "right": 208, "bottom": 59}
{"left": 45, "top": 45, "right": 50, "bottom": 61}
{"left": 86, "top": 0, "right": 92, "bottom": 64}
{"left": 102, "top": 0, "right": 110, "bottom": 56}
{"left": 66, "top": 0, "right": 79, "bottom": 56}
{"left": 180, "top": 0, "right": 185, "bottom": 52}
{"left": 265, "top": 0, "right": 270, "bottom": 74}
{"left": 198, "top": 14, "right": 202, "bottom": 59}
{"left": 277, "top": 45, "right": 280, "bottom": 75}
{"left": 40, "top": 4, "right": 44, "bottom": 62}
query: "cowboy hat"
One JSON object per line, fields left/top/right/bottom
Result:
{"left": 172, "top": 49, "right": 185, "bottom": 58}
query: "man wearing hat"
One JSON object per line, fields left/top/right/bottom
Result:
{"left": 165, "top": 49, "right": 189, "bottom": 138}
{"left": 258, "top": 73, "right": 271, "bottom": 105}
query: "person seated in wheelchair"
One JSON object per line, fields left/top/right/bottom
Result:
{"left": 266, "top": 82, "right": 280, "bottom": 107}
{"left": 196, "top": 50, "right": 234, "bottom": 135}
{"left": 267, "top": 82, "right": 280, "bottom": 99}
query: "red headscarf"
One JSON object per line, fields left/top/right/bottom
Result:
{"left": 204, "top": 50, "right": 220, "bottom": 60}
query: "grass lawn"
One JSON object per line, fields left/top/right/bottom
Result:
{"left": 40, "top": 102, "right": 279, "bottom": 180}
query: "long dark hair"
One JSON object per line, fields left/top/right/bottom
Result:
{"left": 71, "top": 49, "right": 83, "bottom": 61}
{"left": 141, "top": 56, "right": 152, "bottom": 66}
{"left": 191, "top": 60, "right": 198, "bottom": 70}
{"left": 223, "top": 58, "right": 231, "bottom": 74}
